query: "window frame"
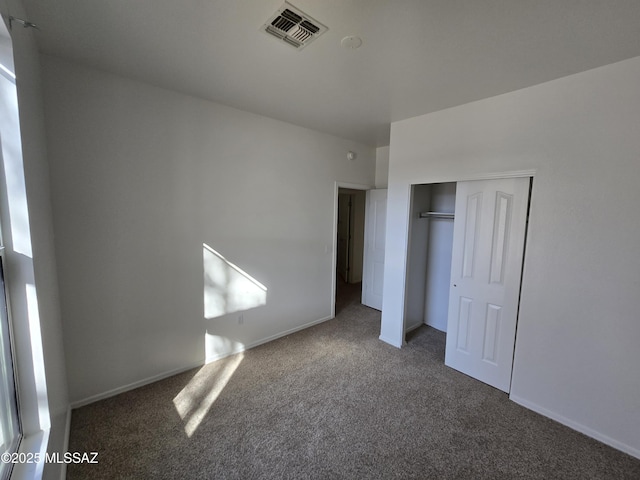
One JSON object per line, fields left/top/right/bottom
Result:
{"left": 0, "top": 244, "right": 22, "bottom": 480}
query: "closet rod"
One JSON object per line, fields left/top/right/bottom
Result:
{"left": 419, "top": 211, "right": 455, "bottom": 219}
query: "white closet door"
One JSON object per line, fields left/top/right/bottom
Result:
{"left": 445, "top": 177, "right": 530, "bottom": 392}
{"left": 362, "top": 189, "right": 387, "bottom": 311}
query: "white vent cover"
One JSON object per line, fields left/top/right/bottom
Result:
{"left": 262, "top": 2, "right": 328, "bottom": 50}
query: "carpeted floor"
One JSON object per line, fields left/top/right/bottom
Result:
{"left": 67, "top": 281, "right": 640, "bottom": 479}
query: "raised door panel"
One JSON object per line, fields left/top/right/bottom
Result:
{"left": 462, "top": 192, "right": 482, "bottom": 279}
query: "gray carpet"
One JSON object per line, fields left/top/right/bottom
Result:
{"left": 68, "top": 282, "right": 640, "bottom": 479}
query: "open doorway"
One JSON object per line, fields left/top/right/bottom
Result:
{"left": 335, "top": 188, "right": 366, "bottom": 314}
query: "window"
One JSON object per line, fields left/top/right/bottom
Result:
{"left": 0, "top": 244, "right": 21, "bottom": 480}
{"left": 1, "top": 16, "right": 50, "bottom": 477}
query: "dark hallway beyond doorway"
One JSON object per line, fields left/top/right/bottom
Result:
{"left": 335, "top": 277, "right": 362, "bottom": 315}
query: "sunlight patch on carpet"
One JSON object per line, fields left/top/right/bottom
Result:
{"left": 173, "top": 353, "right": 244, "bottom": 437}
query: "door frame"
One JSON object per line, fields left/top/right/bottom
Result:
{"left": 331, "top": 182, "right": 374, "bottom": 318}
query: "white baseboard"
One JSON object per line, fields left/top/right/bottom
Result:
{"left": 379, "top": 334, "right": 403, "bottom": 348}
{"left": 423, "top": 321, "right": 446, "bottom": 333}
{"left": 70, "top": 361, "right": 204, "bottom": 409}
{"left": 206, "top": 315, "right": 334, "bottom": 364}
{"left": 71, "top": 315, "right": 335, "bottom": 409}
{"left": 404, "top": 322, "right": 422, "bottom": 334}
{"left": 510, "top": 394, "right": 640, "bottom": 460}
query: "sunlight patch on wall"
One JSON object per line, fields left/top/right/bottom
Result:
{"left": 203, "top": 244, "right": 267, "bottom": 319}
{"left": 173, "top": 353, "right": 243, "bottom": 437}
{"left": 205, "top": 333, "right": 245, "bottom": 364}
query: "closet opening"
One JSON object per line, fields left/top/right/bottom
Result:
{"left": 405, "top": 182, "right": 456, "bottom": 339}
{"left": 403, "top": 176, "right": 532, "bottom": 393}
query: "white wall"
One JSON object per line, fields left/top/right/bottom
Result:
{"left": 1, "top": 2, "right": 69, "bottom": 478}
{"left": 375, "top": 146, "right": 389, "bottom": 188}
{"left": 380, "top": 56, "right": 640, "bottom": 458}
{"left": 40, "top": 56, "right": 375, "bottom": 405}
{"left": 404, "top": 184, "right": 430, "bottom": 331}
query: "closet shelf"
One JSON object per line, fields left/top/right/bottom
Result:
{"left": 419, "top": 211, "right": 455, "bottom": 219}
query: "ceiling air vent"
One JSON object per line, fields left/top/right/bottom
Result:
{"left": 262, "top": 2, "right": 328, "bottom": 50}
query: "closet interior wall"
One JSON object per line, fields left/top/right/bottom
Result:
{"left": 405, "top": 182, "right": 456, "bottom": 336}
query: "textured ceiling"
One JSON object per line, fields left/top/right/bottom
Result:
{"left": 21, "top": 0, "right": 640, "bottom": 146}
